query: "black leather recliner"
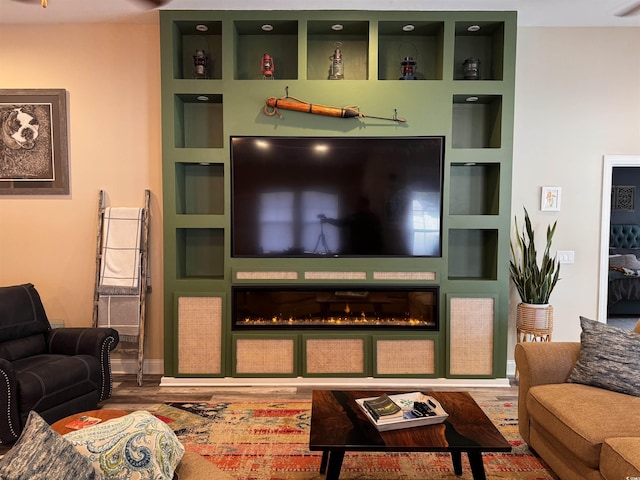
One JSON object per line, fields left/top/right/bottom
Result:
{"left": 0, "top": 283, "right": 119, "bottom": 443}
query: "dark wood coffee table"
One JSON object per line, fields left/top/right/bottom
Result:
{"left": 309, "top": 390, "right": 511, "bottom": 480}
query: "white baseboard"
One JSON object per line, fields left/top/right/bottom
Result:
{"left": 113, "top": 359, "right": 518, "bottom": 384}
{"left": 160, "top": 376, "right": 511, "bottom": 388}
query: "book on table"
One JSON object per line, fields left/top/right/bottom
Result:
{"left": 356, "top": 392, "right": 449, "bottom": 431}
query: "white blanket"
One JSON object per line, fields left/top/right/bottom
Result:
{"left": 98, "top": 207, "right": 143, "bottom": 294}
{"left": 97, "top": 207, "right": 144, "bottom": 340}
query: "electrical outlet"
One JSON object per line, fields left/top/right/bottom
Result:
{"left": 557, "top": 250, "right": 575, "bottom": 264}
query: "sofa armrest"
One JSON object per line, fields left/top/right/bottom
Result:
{"left": 46, "top": 328, "right": 119, "bottom": 401}
{"left": 514, "top": 341, "right": 580, "bottom": 443}
{"left": 0, "top": 358, "right": 22, "bottom": 443}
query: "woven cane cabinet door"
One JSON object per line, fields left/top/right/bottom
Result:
{"left": 176, "top": 294, "right": 225, "bottom": 376}
{"left": 447, "top": 295, "right": 496, "bottom": 377}
{"left": 232, "top": 335, "right": 298, "bottom": 377}
{"left": 373, "top": 335, "right": 439, "bottom": 377}
{"left": 302, "top": 335, "right": 369, "bottom": 377}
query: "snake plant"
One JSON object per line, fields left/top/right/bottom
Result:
{"left": 509, "top": 207, "right": 560, "bottom": 304}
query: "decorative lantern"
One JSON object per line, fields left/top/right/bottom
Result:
{"left": 329, "top": 43, "right": 344, "bottom": 80}
{"left": 261, "top": 53, "right": 275, "bottom": 79}
{"left": 399, "top": 56, "right": 417, "bottom": 80}
{"left": 193, "top": 49, "right": 209, "bottom": 79}
{"left": 463, "top": 57, "right": 480, "bottom": 80}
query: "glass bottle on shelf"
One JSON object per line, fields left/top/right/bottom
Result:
{"left": 329, "top": 42, "right": 344, "bottom": 80}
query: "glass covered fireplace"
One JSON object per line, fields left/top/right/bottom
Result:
{"left": 232, "top": 285, "right": 439, "bottom": 330}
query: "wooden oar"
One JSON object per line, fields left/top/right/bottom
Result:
{"left": 264, "top": 96, "right": 406, "bottom": 123}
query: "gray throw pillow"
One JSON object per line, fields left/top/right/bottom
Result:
{"left": 0, "top": 411, "right": 104, "bottom": 480}
{"left": 568, "top": 316, "right": 640, "bottom": 397}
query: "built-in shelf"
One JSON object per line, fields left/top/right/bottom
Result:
{"left": 161, "top": 10, "right": 516, "bottom": 380}
{"left": 174, "top": 94, "right": 223, "bottom": 149}
{"left": 449, "top": 163, "right": 500, "bottom": 215}
{"left": 451, "top": 95, "right": 502, "bottom": 149}
{"left": 233, "top": 20, "right": 299, "bottom": 80}
{"left": 453, "top": 21, "right": 504, "bottom": 81}
{"left": 176, "top": 228, "right": 225, "bottom": 279}
{"left": 176, "top": 162, "right": 224, "bottom": 215}
{"left": 378, "top": 21, "right": 444, "bottom": 80}
{"left": 448, "top": 228, "right": 498, "bottom": 280}
{"left": 172, "top": 20, "right": 223, "bottom": 80}
{"left": 307, "top": 20, "right": 369, "bottom": 80}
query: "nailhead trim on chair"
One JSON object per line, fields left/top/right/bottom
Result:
{"left": 0, "top": 369, "right": 18, "bottom": 442}
{"left": 101, "top": 336, "right": 115, "bottom": 401}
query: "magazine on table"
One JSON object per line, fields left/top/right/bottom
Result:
{"left": 65, "top": 415, "right": 103, "bottom": 430}
{"left": 356, "top": 392, "right": 449, "bottom": 431}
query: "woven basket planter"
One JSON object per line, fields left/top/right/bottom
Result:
{"left": 516, "top": 303, "right": 553, "bottom": 342}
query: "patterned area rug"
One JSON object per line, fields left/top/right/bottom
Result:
{"left": 155, "top": 399, "right": 555, "bottom": 480}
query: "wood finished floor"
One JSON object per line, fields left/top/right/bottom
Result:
{"left": 101, "top": 374, "right": 520, "bottom": 412}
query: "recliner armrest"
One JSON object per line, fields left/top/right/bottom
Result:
{"left": 46, "top": 327, "right": 119, "bottom": 357}
{"left": 46, "top": 328, "right": 119, "bottom": 402}
{"left": 514, "top": 341, "right": 580, "bottom": 443}
{"left": 0, "top": 358, "right": 21, "bottom": 444}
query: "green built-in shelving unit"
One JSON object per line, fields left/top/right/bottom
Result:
{"left": 160, "top": 10, "right": 516, "bottom": 380}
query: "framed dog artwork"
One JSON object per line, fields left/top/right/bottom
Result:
{"left": 0, "top": 89, "right": 69, "bottom": 195}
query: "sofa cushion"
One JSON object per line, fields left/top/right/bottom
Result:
{"left": 12, "top": 354, "right": 101, "bottom": 413}
{"left": 0, "top": 334, "right": 47, "bottom": 361}
{"left": 568, "top": 316, "right": 640, "bottom": 397}
{"left": 527, "top": 383, "right": 640, "bottom": 469}
{"left": 64, "top": 410, "right": 185, "bottom": 480}
{"left": 600, "top": 437, "right": 640, "bottom": 480}
{"left": 0, "top": 411, "right": 105, "bottom": 480}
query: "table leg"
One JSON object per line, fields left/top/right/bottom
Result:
{"left": 467, "top": 451, "right": 487, "bottom": 480}
{"left": 451, "top": 451, "right": 463, "bottom": 475}
{"left": 325, "top": 450, "right": 345, "bottom": 480}
{"left": 319, "top": 450, "right": 328, "bottom": 474}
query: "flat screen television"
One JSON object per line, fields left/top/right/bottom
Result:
{"left": 230, "top": 136, "right": 444, "bottom": 258}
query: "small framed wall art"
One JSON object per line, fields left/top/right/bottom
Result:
{"left": 540, "top": 186, "right": 561, "bottom": 212}
{"left": 0, "top": 89, "right": 69, "bottom": 195}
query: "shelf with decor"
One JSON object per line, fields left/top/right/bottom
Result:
{"left": 377, "top": 20, "right": 444, "bottom": 80}
{"left": 233, "top": 20, "right": 299, "bottom": 80}
{"left": 171, "top": 20, "right": 223, "bottom": 80}
{"left": 453, "top": 21, "right": 505, "bottom": 81}
{"left": 307, "top": 20, "right": 369, "bottom": 80}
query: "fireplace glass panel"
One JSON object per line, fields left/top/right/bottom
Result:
{"left": 232, "top": 286, "right": 438, "bottom": 330}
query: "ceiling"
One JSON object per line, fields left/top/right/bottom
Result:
{"left": 1, "top": 0, "right": 640, "bottom": 26}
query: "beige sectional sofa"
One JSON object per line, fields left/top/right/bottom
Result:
{"left": 515, "top": 319, "right": 640, "bottom": 480}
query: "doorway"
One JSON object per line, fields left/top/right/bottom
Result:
{"left": 598, "top": 155, "right": 640, "bottom": 325}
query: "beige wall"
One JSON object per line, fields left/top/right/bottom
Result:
{"left": 0, "top": 24, "right": 164, "bottom": 364}
{"left": 511, "top": 27, "right": 640, "bottom": 353}
{"left": 1, "top": 22, "right": 639, "bottom": 372}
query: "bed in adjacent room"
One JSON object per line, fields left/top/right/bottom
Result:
{"left": 608, "top": 224, "right": 640, "bottom": 316}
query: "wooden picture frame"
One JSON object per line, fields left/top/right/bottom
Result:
{"left": 0, "top": 89, "right": 69, "bottom": 195}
